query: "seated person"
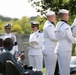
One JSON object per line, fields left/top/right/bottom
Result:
{"left": 0, "top": 37, "right": 6, "bottom": 74}
{"left": 0, "top": 37, "right": 42, "bottom": 75}
{"left": 0, "top": 37, "right": 25, "bottom": 74}
{"left": 0, "top": 36, "right": 3, "bottom": 53}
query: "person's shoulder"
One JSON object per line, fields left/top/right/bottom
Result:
{"left": 30, "top": 33, "right": 33, "bottom": 37}
{"left": 62, "top": 23, "right": 70, "bottom": 30}
{"left": 44, "top": 24, "right": 53, "bottom": 30}
{"left": 63, "top": 22, "right": 70, "bottom": 27}
{"left": 44, "top": 20, "right": 52, "bottom": 26}
{"left": 11, "top": 33, "right": 17, "bottom": 38}
{"left": 11, "top": 33, "right": 15, "bottom": 36}
{"left": 56, "top": 21, "right": 68, "bottom": 30}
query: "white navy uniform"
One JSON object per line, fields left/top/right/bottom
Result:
{"left": 71, "top": 18, "right": 76, "bottom": 37}
{"left": 3, "top": 33, "right": 18, "bottom": 56}
{"left": 42, "top": 20, "right": 57, "bottom": 75}
{"left": 28, "top": 30, "right": 43, "bottom": 71}
{"left": 71, "top": 18, "right": 76, "bottom": 53}
{"left": 55, "top": 20, "right": 76, "bottom": 75}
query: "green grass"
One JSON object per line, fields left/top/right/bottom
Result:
{"left": 42, "top": 68, "right": 46, "bottom": 73}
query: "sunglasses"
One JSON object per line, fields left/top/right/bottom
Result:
{"left": 31, "top": 25, "right": 38, "bottom": 28}
{"left": 5, "top": 28, "right": 11, "bottom": 29}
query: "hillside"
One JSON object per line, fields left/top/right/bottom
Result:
{"left": 0, "top": 15, "right": 18, "bottom": 21}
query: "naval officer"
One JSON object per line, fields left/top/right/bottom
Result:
{"left": 71, "top": 18, "right": 76, "bottom": 37}
{"left": 42, "top": 11, "right": 57, "bottom": 75}
{"left": 71, "top": 18, "right": 76, "bottom": 54}
{"left": 3, "top": 23, "right": 19, "bottom": 58}
{"left": 55, "top": 9, "right": 76, "bottom": 75}
{"left": 28, "top": 21, "right": 43, "bottom": 71}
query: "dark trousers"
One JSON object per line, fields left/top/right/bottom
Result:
{"left": 54, "top": 60, "right": 59, "bottom": 75}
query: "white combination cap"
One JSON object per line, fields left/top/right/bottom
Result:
{"left": 59, "top": 9, "right": 69, "bottom": 14}
{"left": 46, "top": 11, "right": 55, "bottom": 16}
{"left": 31, "top": 21, "right": 39, "bottom": 25}
{"left": 4, "top": 23, "right": 12, "bottom": 28}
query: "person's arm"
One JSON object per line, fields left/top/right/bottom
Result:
{"left": 28, "top": 35, "right": 35, "bottom": 49}
{"left": 12, "top": 34, "right": 19, "bottom": 58}
{"left": 13, "top": 35, "right": 19, "bottom": 51}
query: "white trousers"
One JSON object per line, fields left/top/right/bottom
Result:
{"left": 57, "top": 51, "right": 71, "bottom": 75}
{"left": 43, "top": 50, "right": 57, "bottom": 75}
{"left": 28, "top": 54, "right": 43, "bottom": 71}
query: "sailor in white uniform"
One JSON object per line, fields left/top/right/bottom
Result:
{"left": 28, "top": 22, "right": 43, "bottom": 71}
{"left": 71, "top": 18, "right": 76, "bottom": 37}
{"left": 71, "top": 18, "right": 76, "bottom": 53}
{"left": 55, "top": 9, "right": 76, "bottom": 75}
{"left": 3, "top": 23, "right": 19, "bottom": 58}
{"left": 42, "top": 11, "right": 57, "bottom": 75}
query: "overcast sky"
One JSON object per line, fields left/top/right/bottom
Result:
{"left": 0, "top": 0, "right": 40, "bottom": 19}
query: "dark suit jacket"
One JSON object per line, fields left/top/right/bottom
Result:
{"left": 0, "top": 48, "right": 24, "bottom": 74}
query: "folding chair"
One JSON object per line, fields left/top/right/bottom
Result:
{"left": 6, "top": 60, "right": 22, "bottom": 75}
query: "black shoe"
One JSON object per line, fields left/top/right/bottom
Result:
{"left": 28, "top": 66, "right": 33, "bottom": 70}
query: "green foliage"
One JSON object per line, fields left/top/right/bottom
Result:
{"left": 42, "top": 68, "right": 45, "bottom": 73}
{"left": 72, "top": 44, "right": 75, "bottom": 56}
{"left": 0, "top": 15, "right": 32, "bottom": 34}
{"left": 28, "top": 0, "right": 76, "bottom": 16}
{"left": 68, "top": 15, "right": 75, "bottom": 25}
{"left": 0, "top": 24, "right": 3, "bottom": 33}
{"left": 34, "top": 16, "right": 46, "bottom": 31}
{"left": 69, "top": 0, "right": 76, "bottom": 15}
{"left": 11, "top": 24, "right": 23, "bottom": 34}
{"left": 16, "top": 17, "right": 32, "bottom": 34}
{"left": 30, "top": 16, "right": 36, "bottom": 21}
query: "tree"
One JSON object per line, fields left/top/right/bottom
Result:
{"left": 0, "top": 15, "right": 18, "bottom": 22}
{"left": 16, "top": 17, "right": 32, "bottom": 34}
{"left": 69, "top": 0, "right": 76, "bottom": 15}
{"left": 28, "top": 0, "right": 76, "bottom": 16}
{"left": 11, "top": 24, "right": 23, "bottom": 34}
{"left": 34, "top": 16, "right": 46, "bottom": 31}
